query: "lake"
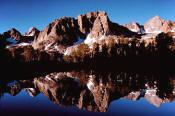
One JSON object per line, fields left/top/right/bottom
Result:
{"left": 1, "top": 70, "right": 175, "bottom": 116}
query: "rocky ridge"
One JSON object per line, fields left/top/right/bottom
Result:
{"left": 1, "top": 27, "right": 40, "bottom": 46}
{"left": 32, "top": 11, "right": 136, "bottom": 53}
{"left": 1, "top": 11, "right": 175, "bottom": 63}
{"left": 23, "top": 27, "right": 40, "bottom": 41}
{"left": 123, "top": 22, "right": 144, "bottom": 34}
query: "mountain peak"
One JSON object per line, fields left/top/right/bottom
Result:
{"left": 8, "top": 28, "right": 21, "bottom": 35}
{"left": 144, "top": 15, "right": 164, "bottom": 34}
{"left": 148, "top": 15, "right": 164, "bottom": 24}
{"left": 32, "top": 11, "right": 135, "bottom": 52}
{"left": 153, "top": 15, "right": 162, "bottom": 19}
{"left": 24, "top": 27, "right": 40, "bottom": 37}
{"left": 123, "top": 22, "right": 142, "bottom": 34}
{"left": 28, "top": 27, "right": 38, "bottom": 32}
{"left": 2, "top": 28, "right": 22, "bottom": 40}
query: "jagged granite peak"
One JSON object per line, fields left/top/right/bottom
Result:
{"left": 77, "top": 11, "right": 110, "bottom": 37}
{"left": 2, "top": 28, "right": 22, "bottom": 40}
{"left": 24, "top": 27, "right": 40, "bottom": 37}
{"left": 161, "top": 20, "right": 175, "bottom": 33}
{"left": 32, "top": 11, "right": 107, "bottom": 51}
{"left": 123, "top": 22, "right": 144, "bottom": 34}
{"left": 32, "top": 17, "right": 80, "bottom": 52}
{"left": 77, "top": 11, "right": 101, "bottom": 35}
{"left": 89, "top": 12, "right": 109, "bottom": 38}
{"left": 83, "top": 11, "right": 137, "bottom": 40}
{"left": 21, "top": 27, "right": 40, "bottom": 42}
{"left": 144, "top": 15, "right": 164, "bottom": 34}
{"left": 32, "top": 11, "right": 136, "bottom": 52}
{"left": 1, "top": 27, "right": 40, "bottom": 46}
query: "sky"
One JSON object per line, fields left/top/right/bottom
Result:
{"left": 0, "top": 0, "right": 174, "bottom": 34}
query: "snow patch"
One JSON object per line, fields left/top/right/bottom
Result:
{"left": 130, "top": 29, "right": 137, "bottom": 32}
{"left": 45, "top": 75, "right": 52, "bottom": 81}
{"left": 171, "top": 30, "right": 175, "bottom": 33}
{"left": 55, "top": 73, "right": 60, "bottom": 79}
{"left": 84, "top": 34, "right": 106, "bottom": 49}
{"left": 64, "top": 50, "right": 68, "bottom": 56}
{"left": 18, "top": 42, "right": 30, "bottom": 46}
{"left": 44, "top": 43, "right": 53, "bottom": 51}
{"left": 28, "top": 88, "right": 35, "bottom": 91}
{"left": 152, "top": 30, "right": 162, "bottom": 34}
{"left": 87, "top": 76, "right": 94, "bottom": 90}
{"left": 44, "top": 43, "right": 62, "bottom": 52}
{"left": 99, "top": 35, "right": 105, "bottom": 40}
{"left": 84, "top": 34, "right": 97, "bottom": 45}
{"left": 145, "top": 30, "right": 162, "bottom": 34}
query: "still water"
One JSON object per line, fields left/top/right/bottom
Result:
{"left": 1, "top": 70, "right": 175, "bottom": 116}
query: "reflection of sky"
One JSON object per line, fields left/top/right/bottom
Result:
{"left": 1, "top": 90, "right": 175, "bottom": 116}
{"left": 0, "top": 90, "right": 105, "bottom": 116}
{"left": 108, "top": 98, "right": 175, "bottom": 116}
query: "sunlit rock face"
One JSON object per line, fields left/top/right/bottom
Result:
{"left": 77, "top": 11, "right": 137, "bottom": 39}
{"left": 0, "top": 28, "right": 39, "bottom": 62}
{"left": 32, "top": 11, "right": 136, "bottom": 53}
{"left": 23, "top": 27, "right": 40, "bottom": 42}
{"left": 82, "top": 11, "right": 137, "bottom": 47}
{"left": 161, "top": 20, "right": 175, "bottom": 33}
{"left": 23, "top": 27, "right": 40, "bottom": 37}
{"left": 144, "top": 16, "right": 164, "bottom": 34}
{"left": 2, "top": 11, "right": 175, "bottom": 63}
{"left": 32, "top": 17, "right": 80, "bottom": 53}
{"left": 144, "top": 16, "right": 175, "bottom": 34}
{"left": 1, "top": 11, "right": 175, "bottom": 61}
{"left": 121, "top": 16, "right": 175, "bottom": 40}
{"left": 2, "top": 28, "right": 22, "bottom": 41}
{"left": 1, "top": 27, "right": 40, "bottom": 45}
{"left": 123, "top": 22, "right": 144, "bottom": 34}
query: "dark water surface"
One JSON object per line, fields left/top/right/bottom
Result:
{"left": 1, "top": 70, "right": 175, "bottom": 116}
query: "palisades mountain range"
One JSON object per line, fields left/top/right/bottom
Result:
{"left": 0, "top": 11, "right": 175, "bottom": 68}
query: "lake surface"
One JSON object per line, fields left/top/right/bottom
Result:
{"left": 1, "top": 70, "right": 175, "bottom": 116}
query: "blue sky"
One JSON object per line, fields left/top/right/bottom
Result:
{"left": 0, "top": 0, "right": 174, "bottom": 34}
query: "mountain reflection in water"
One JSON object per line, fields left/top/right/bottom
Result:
{"left": 1, "top": 70, "right": 175, "bottom": 116}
